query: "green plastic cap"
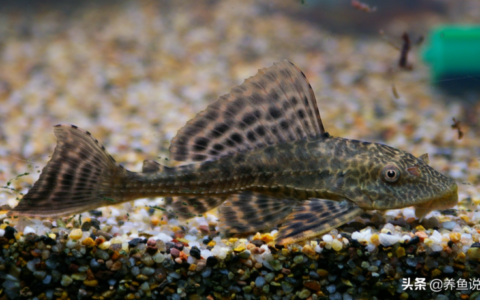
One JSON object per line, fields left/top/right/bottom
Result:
{"left": 422, "top": 25, "right": 480, "bottom": 82}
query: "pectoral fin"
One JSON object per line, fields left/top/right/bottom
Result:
{"left": 218, "top": 192, "right": 297, "bottom": 235}
{"left": 414, "top": 201, "right": 432, "bottom": 222}
{"left": 171, "top": 196, "right": 229, "bottom": 219}
{"left": 277, "top": 199, "right": 364, "bottom": 245}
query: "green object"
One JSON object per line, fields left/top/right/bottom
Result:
{"left": 422, "top": 25, "right": 480, "bottom": 82}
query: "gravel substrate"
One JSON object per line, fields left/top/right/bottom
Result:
{"left": 1, "top": 1, "right": 480, "bottom": 300}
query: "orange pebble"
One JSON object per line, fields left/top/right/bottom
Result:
{"left": 151, "top": 216, "right": 160, "bottom": 226}
{"left": 82, "top": 237, "right": 95, "bottom": 248}
{"left": 415, "top": 231, "right": 428, "bottom": 242}
{"left": 450, "top": 232, "right": 461, "bottom": 243}
{"left": 111, "top": 251, "right": 121, "bottom": 260}
{"left": 370, "top": 234, "right": 380, "bottom": 246}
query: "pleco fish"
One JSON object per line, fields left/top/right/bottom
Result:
{"left": 10, "top": 61, "right": 458, "bottom": 244}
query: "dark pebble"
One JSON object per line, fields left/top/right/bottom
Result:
{"left": 230, "top": 254, "right": 241, "bottom": 263}
{"left": 96, "top": 230, "right": 113, "bottom": 240}
{"left": 218, "top": 269, "right": 229, "bottom": 275}
{"left": 4, "top": 226, "right": 16, "bottom": 240}
{"left": 128, "top": 238, "right": 146, "bottom": 248}
{"left": 170, "top": 248, "right": 180, "bottom": 258}
{"left": 90, "top": 218, "right": 101, "bottom": 229}
{"left": 96, "top": 270, "right": 114, "bottom": 280}
{"left": 39, "top": 236, "right": 56, "bottom": 246}
{"left": 68, "top": 264, "right": 79, "bottom": 273}
{"left": 207, "top": 256, "right": 218, "bottom": 267}
{"left": 89, "top": 210, "right": 103, "bottom": 217}
{"left": 174, "top": 242, "right": 184, "bottom": 251}
{"left": 407, "top": 245, "right": 417, "bottom": 254}
{"left": 471, "top": 242, "right": 480, "bottom": 248}
{"left": 162, "top": 258, "right": 175, "bottom": 270}
{"left": 146, "top": 246, "right": 158, "bottom": 255}
{"left": 190, "top": 246, "right": 201, "bottom": 259}
{"left": 285, "top": 277, "right": 297, "bottom": 284}
{"left": 406, "top": 236, "right": 420, "bottom": 246}
{"left": 81, "top": 222, "right": 91, "bottom": 232}
{"left": 251, "top": 240, "right": 264, "bottom": 247}
{"left": 20, "top": 251, "right": 31, "bottom": 259}
{"left": 309, "top": 271, "right": 320, "bottom": 279}
{"left": 165, "top": 242, "right": 175, "bottom": 253}
{"left": 51, "top": 270, "right": 61, "bottom": 282}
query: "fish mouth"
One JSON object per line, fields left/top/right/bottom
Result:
{"left": 434, "top": 181, "right": 459, "bottom": 209}
{"left": 414, "top": 181, "right": 458, "bottom": 220}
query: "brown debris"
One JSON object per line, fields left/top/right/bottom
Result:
{"left": 399, "top": 32, "right": 412, "bottom": 70}
{"left": 351, "top": 0, "right": 377, "bottom": 13}
{"left": 451, "top": 117, "right": 464, "bottom": 140}
{"left": 392, "top": 84, "right": 400, "bottom": 99}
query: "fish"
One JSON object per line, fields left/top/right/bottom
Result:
{"left": 9, "top": 60, "right": 458, "bottom": 245}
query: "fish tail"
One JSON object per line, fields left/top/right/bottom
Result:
{"left": 9, "top": 124, "right": 128, "bottom": 218}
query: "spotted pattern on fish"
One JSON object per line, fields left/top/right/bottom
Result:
{"left": 9, "top": 61, "right": 458, "bottom": 244}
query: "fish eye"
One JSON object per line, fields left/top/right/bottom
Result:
{"left": 382, "top": 165, "right": 400, "bottom": 183}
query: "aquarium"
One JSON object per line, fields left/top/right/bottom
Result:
{"left": 0, "top": 1, "right": 479, "bottom": 299}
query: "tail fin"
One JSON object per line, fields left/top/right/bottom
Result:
{"left": 9, "top": 125, "right": 126, "bottom": 218}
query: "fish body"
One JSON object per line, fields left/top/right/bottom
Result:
{"left": 10, "top": 61, "right": 458, "bottom": 244}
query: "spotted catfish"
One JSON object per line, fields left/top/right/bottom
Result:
{"left": 9, "top": 61, "right": 458, "bottom": 244}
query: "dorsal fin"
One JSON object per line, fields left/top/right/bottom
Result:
{"left": 169, "top": 60, "right": 326, "bottom": 162}
{"left": 418, "top": 153, "right": 429, "bottom": 165}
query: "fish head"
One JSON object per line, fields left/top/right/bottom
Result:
{"left": 344, "top": 142, "right": 457, "bottom": 219}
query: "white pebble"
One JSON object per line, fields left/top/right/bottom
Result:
{"left": 461, "top": 233, "right": 472, "bottom": 244}
{"left": 184, "top": 235, "right": 197, "bottom": 242}
{"left": 200, "top": 249, "right": 212, "bottom": 258}
{"left": 109, "top": 208, "right": 120, "bottom": 217}
{"left": 378, "top": 233, "right": 401, "bottom": 247}
{"left": 189, "top": 241, "right": 200, "bottom": 248}
{"left": 194, "top": 217, "right": 208, "bottom": 226}
{"left": 442, "top": 221, "right": 457, "bottom": 230}
{"left": 322, "top": 234, "right": 333, "bottom": 242}
{"left": 106, "top": 218, "right": 118, "bottom": 225}
{"left": 402, "top": 235, "right": 411, "bottom": 243}
{"left": 262, "top": 253, "right": 274, "bottom": 262}
{"left": 430, "top": 230, "right": 443, "bottom": 243}
{"left": 381, "top": 223, "right": 395, "bottom": 233}
{"left": 314, "top": 244, "right": 323, "bottom": 253}
{"left": 66, "top": 240, "right": 78, "bottom": 248}
{"left": 187, "top": 255, "right": 196, "bottom": 264}
{"left": 365, "top": 243, "right": 376, "bottom": 252}
{"left": 24, "top": 226, "right": 36, "bottom": 235}
{"left": 402, "top": 208, "right": 416, "bottom": 219}
{"left": 216, "top": 247, "right": 229, "bottom": 260}
{"left": 260, "top": 245, "right": 270, "bottom": 254}
{"left": 155, "top": 233, "right": 172, "bottom": 243}
{"left": 351, "top": 232, "right": 362, "bottom": 240}
{"left": 0, "top": 229, "right": 4, "bottom": 237}
{"left": 430, "top": 243, "right": 443, "bottom": 252}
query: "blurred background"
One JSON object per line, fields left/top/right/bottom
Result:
{"left": 0, "top": 0, "right": 479, "bottom": 209}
